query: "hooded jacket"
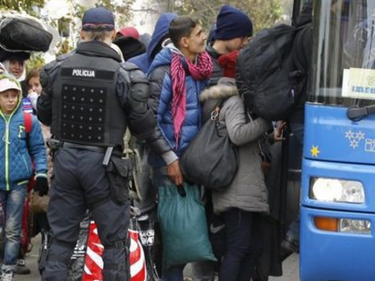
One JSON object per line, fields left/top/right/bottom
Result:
{"left": 200, "top": 81, "right": 272, "bottom": 214}
{"left": 0, "top": 75, "right": 47, "bottom": 191}
{"left": 147, "top": 45, "right": 209, "bottom": 167}
{"left": 128, "top": 13, "right": 178, "bottom": 74}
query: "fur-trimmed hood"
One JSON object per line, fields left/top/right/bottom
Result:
{"left": 199, "top": 77, "right": 238, "bottom": 102}
{"left": 200, "top": 78, "right": 239, "bottom": 123}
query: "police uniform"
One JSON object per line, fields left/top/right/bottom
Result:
{"left": 37, "top": 9, "right": 173, "bottom": 281}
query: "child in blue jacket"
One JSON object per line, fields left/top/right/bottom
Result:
{"left": 0, "top": 74, "right": 47, "bottom": 281}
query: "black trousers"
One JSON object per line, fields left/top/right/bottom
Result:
{"left": 42, "top": 147, "right": 130, "bottom": 281}
{"left": 219, "top": 209, "right": 263, "bottom": 281}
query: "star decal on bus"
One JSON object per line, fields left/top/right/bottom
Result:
{"left": 311, "top": 145, "right": 320, "bottom": 157}
{"left": 345, "top": 130, "right": 365, "bottom": 149}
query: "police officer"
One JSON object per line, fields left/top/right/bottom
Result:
{"left": 37, "top": 7, "right": 175, "bottom": 281}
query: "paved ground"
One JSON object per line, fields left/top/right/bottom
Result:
{"left": 269, "top": 253, "right": 299, "bottom": 281}
{"left": 17, "top": 235, "right": 300, "bottom": 281}
{"left": 182, "top": 254, "right": 300, "bottom": 281}
{"left": 16, "top": 235, "right": 41, "bottom": 281}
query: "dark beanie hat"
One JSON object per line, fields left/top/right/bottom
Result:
{"left": 113, "top": 37, "right": 146, "bottom": 61}
{"left": 214, "top": 5, "right": 253, "bottom": 40}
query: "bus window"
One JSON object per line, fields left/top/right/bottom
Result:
{"left": 309, "top": 0, "right": 375, "bottom": 106}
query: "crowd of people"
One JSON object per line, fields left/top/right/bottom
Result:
{"left": 0, "top": 4, "right": 291, "bottom": 281}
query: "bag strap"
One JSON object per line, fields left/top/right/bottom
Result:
{"left": 210, "top": 99, "right": 226, "bottom": 122}
{"left": 24, "top": 112, "right": 32, "bottom": 133}
{"left": 269, "top": 28, "right": 283, "bottom": 67}
{"left": 23, "top": 112, "right": 32, "bottom": 151}
{"left": 245, "top": 108, "right": 270, "bottom": 160}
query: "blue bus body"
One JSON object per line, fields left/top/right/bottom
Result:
{"left": 300, "top": 1, "right": 375, "bottom": 280}
{"left": 301, "top": 105, "right": 375, "bottom": 281}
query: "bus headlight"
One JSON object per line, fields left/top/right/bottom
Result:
{"left": 311, "top": 178, "right": 365, "bottom": 203}
{"left": 339, "top": 219, "right": 371, "bottom": 234}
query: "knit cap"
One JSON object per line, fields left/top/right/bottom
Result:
{"left": 214, "top": 5, "right": 253, "bottom": 40}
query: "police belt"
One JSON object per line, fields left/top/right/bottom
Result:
{"left": 62, "top": 141, "right": 106, "bottom": 153}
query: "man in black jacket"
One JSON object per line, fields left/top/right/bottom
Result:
{"left": 37, "top": 7, "right": 174, "bottom": 281}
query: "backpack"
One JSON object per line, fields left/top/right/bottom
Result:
{"left": 236, "top": 24, "right": 308, "bottom": 121}
{"left": 24, "top": 112, "right": 32, "bottom": 141}
{"left": 293, "top": 22, "right": 313, "bottom": 109}
{"left": 20, "top": 112, "right": 34, "bottom": 256}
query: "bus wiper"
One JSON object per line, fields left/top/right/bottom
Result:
{"left": 347, "top": 105, "right": 375, "bottom": 122}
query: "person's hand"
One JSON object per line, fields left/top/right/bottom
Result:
{"left": 34, "top": 176, "right": 49, "bottom": 196}
{"left": 27, "top": 91, "right": 39, "bottom": 110}
{"left": 167, "top": 160, "right": 184, "bottom": 186}
{"left": 274, "top": 121, "right": 287, "bottom": 142}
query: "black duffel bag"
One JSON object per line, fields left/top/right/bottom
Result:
{"left": 0, "top": 16, "right": 53, "bottom": 52}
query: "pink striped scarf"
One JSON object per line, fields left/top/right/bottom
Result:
{"left": 171, "top": 51, "right": 213, "bottom": 148}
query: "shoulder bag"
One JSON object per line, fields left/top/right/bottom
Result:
{"left": 180, "top": 100, "right": 238, "bottom": 191}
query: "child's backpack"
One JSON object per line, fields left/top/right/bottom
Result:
{"left": 23, "top": 112, "right": 32, "bottom": 139}
{"left": 20, "top": 112, "right": 34, "bottom": 256}
{"left": 236, "top": 23, "right": 310, "bottom": 121}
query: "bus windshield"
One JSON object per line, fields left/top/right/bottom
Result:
{"left": 309, "top": 0, "right": 375, "bottom": 106}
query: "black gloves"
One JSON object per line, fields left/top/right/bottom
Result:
{"left": 34, "top": 176, "right": 49, "bottom": 196}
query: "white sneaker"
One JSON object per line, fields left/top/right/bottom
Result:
{"left": 1, "top": 270, "right": 14, "bottom": 281}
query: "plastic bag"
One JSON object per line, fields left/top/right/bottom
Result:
{"left": 157, "top": 184, "right": 216, "bottom": 268}
{"left": 68, "top": 215, "right": 90, "bottom": 281}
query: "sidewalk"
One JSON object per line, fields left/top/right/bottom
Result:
{"left": 269, "top": 253, "right": 300, "bottom": 281}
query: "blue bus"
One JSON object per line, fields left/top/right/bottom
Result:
{"left": 299, "top": 1, "right": 375, "bottom": 280}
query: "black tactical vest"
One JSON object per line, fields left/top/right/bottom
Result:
{"left": 51, "top": 52, "right": 127, "bottom": 147}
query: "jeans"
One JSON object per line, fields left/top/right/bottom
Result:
{"left": 219, "top": 208, "right": 263, "bottom": 281}
{"left": 0, "top": 185, "right": 27, "bottom": 272}
{"left": 151, "top": 167, "right": 186, "bottom": 281}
